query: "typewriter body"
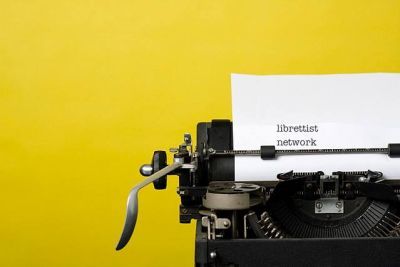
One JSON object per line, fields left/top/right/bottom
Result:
{"left": 117, "top": 120, "right": 400, "bottom": 267}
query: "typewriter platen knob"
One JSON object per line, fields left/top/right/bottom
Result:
{"left": 139, "top": 151, "right": 168, "bottom": 190}
{"left": 151, "top": 151, "right": 167, "bottom": 189}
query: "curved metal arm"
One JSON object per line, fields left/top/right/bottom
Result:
{"left": 116, "top": 162, "right": 183, "bottom": 250}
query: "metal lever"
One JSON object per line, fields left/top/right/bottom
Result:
{"left": 115, "top": 162, "right": 183, "bottom": 250}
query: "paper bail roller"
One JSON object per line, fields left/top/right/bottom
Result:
{"left": 389, "top": 144, "right": 400, "bottom": 157}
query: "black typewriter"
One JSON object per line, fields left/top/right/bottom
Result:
{"left": 116, "top": 120, "right": 400, "bottom": 267}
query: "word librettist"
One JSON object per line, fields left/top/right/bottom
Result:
{"left": 276, "top": 124, "right": 319, "bottom": 133}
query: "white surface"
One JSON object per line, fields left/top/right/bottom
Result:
{"left": 231, "top": 73, "right": 400, "bottom": 180}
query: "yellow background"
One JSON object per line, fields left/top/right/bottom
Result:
{"left": 1, "top": 1, "right": 400, "bottom": 266}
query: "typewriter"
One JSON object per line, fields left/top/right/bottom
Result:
{"left": 116, "top": 120, "right": 400, "bottom": 266}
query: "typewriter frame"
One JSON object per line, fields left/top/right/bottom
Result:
{"left": 173, "top": 120, "right": 400, "bottom": 267}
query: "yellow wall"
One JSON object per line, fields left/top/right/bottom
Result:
{"left": 1, "top": 1, "right": 399, "bottom": 266}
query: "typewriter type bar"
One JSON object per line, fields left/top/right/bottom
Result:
{"left": 211, "top": 143, "right": 400, "bottom": 159}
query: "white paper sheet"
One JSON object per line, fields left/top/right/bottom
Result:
{"left": 231, "top": 73, "right": 400, "bottom": 180}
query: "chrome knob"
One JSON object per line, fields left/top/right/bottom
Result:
{"left": 140, "top": 164, "right": 153, "bottom": 176}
